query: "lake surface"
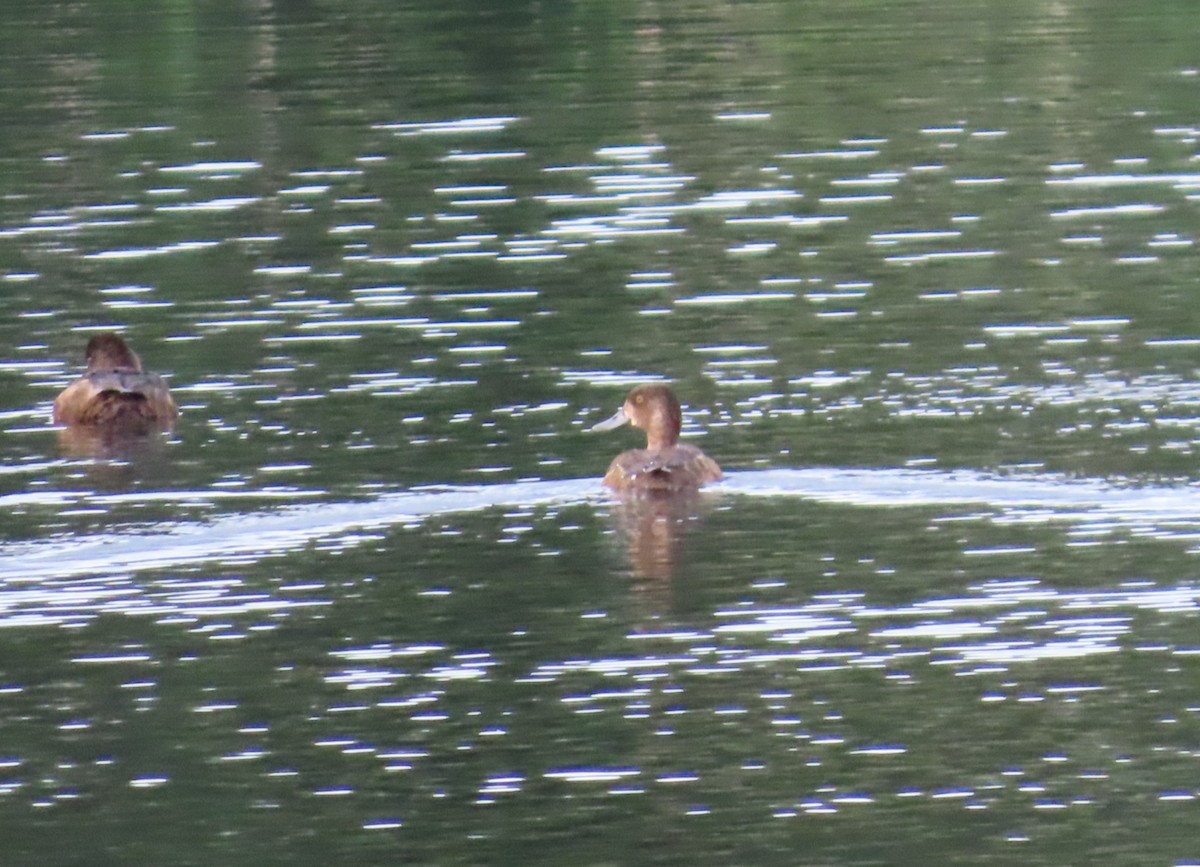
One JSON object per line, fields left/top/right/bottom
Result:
{"left": 4, "top": 0, "right": 1200, "bottom": 863}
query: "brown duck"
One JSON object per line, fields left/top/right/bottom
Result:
{"left": 53, "top": 333, "right": 178, "bottom": 430}
{"left": 591, "top": 384, "right": 722, "bottom": 492}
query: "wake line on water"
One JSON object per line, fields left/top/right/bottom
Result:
{"left": 2, "top": 469, "right": 1199, "bottom": 581}
{"left": 0, "top": 479, "right": 598, "bottom": 583}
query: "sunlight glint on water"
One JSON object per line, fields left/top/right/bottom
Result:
{"left": 3, "top": 2, "right": 1200, "bottom": 863}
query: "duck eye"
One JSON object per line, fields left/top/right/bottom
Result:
{"left": 635, "top": 394, "right": 645, "bottom": 405}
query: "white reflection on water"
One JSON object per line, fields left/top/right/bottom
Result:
{"left": 374, "top": 117, "right": 519, "bottom": 136}
{"left": 4, "top": 468, "right": 1200, "bottom": 584}
{"left": 0, "top": 571, "right": 330, "bottom": 630}
{"left": 0, "top": 479, "right": 596, "bottom": 582}
{"left": 543, "top": 767, "right": 640, "bottom": 783}
{"left": 158, "top": 161, "right": 261, "bottom": 175}
{"left": 83, "top": 240, "right": 221, "bottom": 260}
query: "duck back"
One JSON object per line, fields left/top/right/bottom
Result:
{"left": 603, "top": 444, "right": 723, "bottom": 492}
{"left": 54, "top": 370, "right": 177, "bottom": 429}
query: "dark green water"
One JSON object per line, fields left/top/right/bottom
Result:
{"left": 4, "top": 1, "right": 1200, "bottom": 864}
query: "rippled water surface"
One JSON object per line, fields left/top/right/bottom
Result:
{"left": 5, "top": 1, "right": 1200, "bottom": 863}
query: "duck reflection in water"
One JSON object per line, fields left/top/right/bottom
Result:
{"left": 53, "top": 333, "right": 178, "bottom": 461}
{"left": 608, "top": 488, "right": 718, "bottom": 592}
{"left": 592, "top": 385, "right": 722, "bottom": 589}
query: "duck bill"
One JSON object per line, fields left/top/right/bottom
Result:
{"left": 590, "top": 406, "right": 629, "bottom": 432}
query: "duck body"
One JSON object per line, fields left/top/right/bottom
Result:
{"left": 601, "top": 442, "right": 722, "bottom": 492}
{"left": 592, "top": 384, "right": 722, "bottom": 492}
{"left": 53, "top": 333, "right": 177, "bottom": 430}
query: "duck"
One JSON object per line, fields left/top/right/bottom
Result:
{"left": 53, "top": 333, "right": 178, "bottom": 430}
{"left": 590, "top": 384, "right": 722, "bottom": 492}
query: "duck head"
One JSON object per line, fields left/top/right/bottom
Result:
{"left": 85, "top": 333, "right": 142, "bottom": 373}
{"left": 591, "top": 384, "right": 683, "bottom": 450}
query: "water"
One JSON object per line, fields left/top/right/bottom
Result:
{"left": 4, "top": 0, "right": 1200, "bottom": 863}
